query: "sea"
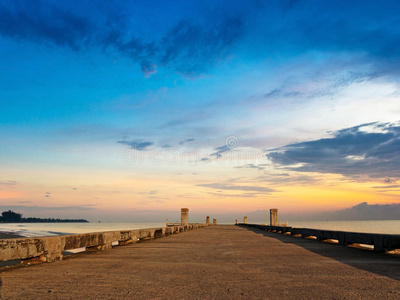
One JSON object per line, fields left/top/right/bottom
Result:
{"left": 1, "top": 220, "right": 400, "bottom": 237}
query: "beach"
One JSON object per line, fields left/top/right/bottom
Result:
{"left": 1, "top": 225, "right": 400, "bottom": 299}
{"left": 0, "top": 232, "right": 23, "bottom": 239}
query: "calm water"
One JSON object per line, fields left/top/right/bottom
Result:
{"left": 288, "top": 220, "right": 400, "bottom": 234}
{"left": 0, "top": 222, "right": 167, "bottom": 237}
{"left": 1, "top": 220, "right": 400, "bottom": 237}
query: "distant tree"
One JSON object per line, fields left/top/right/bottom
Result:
{"left": 0, "top": 210, "right": 88, "bottom": 223}
{"left": 1, "top": 210, "right": 23, "bottom": 222}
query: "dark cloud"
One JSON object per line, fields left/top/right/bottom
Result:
{"left": 267, "top": 122, "right": 400, "bottom": 179}
{"left": 0, "top": 1, "right": 92, "bottom": 50}
{"left": 117, "top": 140, "right": 154, "bottom": 151}
{"left": 0, "top": 1, "right": 244, "bottom": 76}
{"left": 2, "top": 1, "right": 400, "bottom": 79}
{"left": 197, "top": 183, "right": 275, "bottom": 193}
{"left": 384, "top": 178, "right": 396, "bottom": 184}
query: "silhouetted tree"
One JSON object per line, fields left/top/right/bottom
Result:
{"left": 1, "top": 210, "right": 23, "bottom": 222}
{"left": 0, "top": 210, "right": 88, "bottom": 223}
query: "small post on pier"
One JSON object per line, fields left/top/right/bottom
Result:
{"left": 235, "top": 219, "right": 238, "bottom": 225}
{"left": 206, "top": 216, "right": 210, "bottom": 224}
{"left": 166, "top": 219, "right": 169, "bottom": 227}
{"left": 181, "top": 208, "right": 189, "bottom": 226}
{"left": 213, "top": 218, "right": 217, "bottom": 224}
{"left": 270, "top": 209, "right": 278, "bottom": 226}
{"left": 243, "top": 216, "right": 247, "bottom": 224}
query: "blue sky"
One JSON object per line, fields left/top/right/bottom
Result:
{"left": 0, "top": 0, "right": 399, "bottom": 221}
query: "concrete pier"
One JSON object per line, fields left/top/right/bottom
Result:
{"left": 1, "top": 225, "right": 400, "bottom": 299}
{"left": 181, "top": 208, "right": 189, "bottom": 226}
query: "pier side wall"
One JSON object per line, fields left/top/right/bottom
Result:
{"left": 239, "top": 223, "right": 400, "bottom": 253}
{"left": 0, "top": 223, "right": 212, "bottom": 264}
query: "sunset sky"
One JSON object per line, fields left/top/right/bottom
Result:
{"left": 0, "top": 1, "right": 399, "bottom": 222}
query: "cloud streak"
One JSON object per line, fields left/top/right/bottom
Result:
{"left": 0, "top": 180, "right": 17, "bottom": 186}
{"left": 117, "top": 140, "right": 154, "bottom": 151}
{"left": 197, "top": 183, "right": 275, "bottom": 193}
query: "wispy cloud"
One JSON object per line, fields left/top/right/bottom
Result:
{"left": 206, "top": 192, "right": 261, "bottom": 198}
{"left": 210, "top": 145, "right": 232, "bottom": 159}
{"left": 179, "top": 138, "right": 195, "bottom": 145}
{"left": 235, "top": 164, "right": 266, "bottom": 171}
{"left": 117, "top": 140, "right": 154, "bottom": 151}
{"left": 197, "top": 183, "right": 275, "bottom": 193}
{"left": 0, "top": 180, "right": 17, "bottom": 186}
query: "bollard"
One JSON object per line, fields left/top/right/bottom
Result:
{"left": 213, "top": 218, "right": 217, "bottom": 224}
{"left": 270, "top": 209, "right": 278, "bottom": 226}
{"left": 166, "top": 219, "right": 169, "bottom": 227}
{"left": 206, "top": 216, "right": 210, "bottom": 224}
{"left": 235, "top": 219, "right": 238, "bottom": 225}
{"left": 181, "top": 208, "right": 189, "bottom": 226}
{"left": 243, "top": 216, "right": 247, "bottom": 224}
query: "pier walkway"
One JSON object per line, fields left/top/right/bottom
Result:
{"left": 1, "top": 225, "right": 400, "bottom": 299}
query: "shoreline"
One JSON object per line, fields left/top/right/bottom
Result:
{"left": 0, "top": 231, "right": 24, "bottom": 239}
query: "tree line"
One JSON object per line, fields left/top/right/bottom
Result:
{"left": 0, "top": 210, "right": 88, "bottom": 223}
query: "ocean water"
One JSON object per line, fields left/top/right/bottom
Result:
{"left": 1, "top": 220, "right": 400, "bottom": 238}
{"left": 288, "top": 220, "right": 400, "bottom": 235}
{"left": 0, "top": 222, "right": 167, "bottom": 237}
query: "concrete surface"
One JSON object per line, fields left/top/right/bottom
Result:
{"left": 1, "top": 225, "right": 400, "bottom": 299}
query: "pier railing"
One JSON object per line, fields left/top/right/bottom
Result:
{"left": 0, "top": 223, "right": 211, "bottom": 264}
{"left": 239, "top": 223, "right": 400, "bottom": 253}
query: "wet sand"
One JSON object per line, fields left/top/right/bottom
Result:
{"left": 1, "top": 225, "right": 400, "bottom": 299}
{"left": 0, "top": 232, "right": 24, "bottom": 239}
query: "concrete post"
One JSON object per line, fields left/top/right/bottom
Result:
{"left": 181, "top": 208, "right": 189, "bottom": 226}
{"left": 206, "top": 216, "right": 210, "bottom": 224}
{"left": 166, "top": 219, "right": 169, "bottom": 227}
{"left": 270, "top": 209, "right": 278, "bottom": 226}
{"left": 235, "top": 219, "right": 238, "bottom": 225}
{"left": 243, "top": 216, "right": 247, "bottom": 224}
{"left": 213, "top": 218, "right": 217, "bottom": 224}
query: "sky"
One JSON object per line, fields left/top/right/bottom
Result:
{"left": 0, "top": 0, "right": 400, "bottom": 222}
